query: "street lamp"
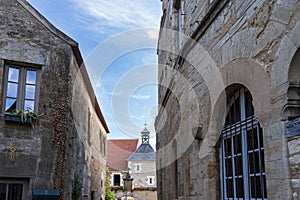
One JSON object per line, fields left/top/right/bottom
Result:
{"left": 123, "top": 171, "right": 133, "bottom": 200}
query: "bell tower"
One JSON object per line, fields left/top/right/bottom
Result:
{"left": 141, "top": 123, "right": 150, "bottom": 144}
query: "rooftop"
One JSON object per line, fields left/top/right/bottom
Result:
{"left": 107, "top": 139, "right": 138, "bottom": 171}
{"left": 128, "top": 143, "right": 156, "bottom": 161}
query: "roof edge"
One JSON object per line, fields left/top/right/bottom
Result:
{"left": 18, "top": 0, "right": 110, "bottom": 133}
{"left": 18, "top": 0, "right": 78, "bottom": 46}
{"left": 73, "top": 47, "right": 110, "bottom": 133}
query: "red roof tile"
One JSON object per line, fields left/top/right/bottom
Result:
{"left": 107, "top": 139, "right": 138, "bottom": 171}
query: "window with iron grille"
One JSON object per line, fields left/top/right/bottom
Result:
{"left": 221, "top": 87, "right": 267, "bottom": 200}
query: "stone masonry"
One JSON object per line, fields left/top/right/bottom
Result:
{"left": 156, "top": 0, "right": 300, "bottom": 199}
{"left": 0, "top": 0, "right": 109, "bottom": 199}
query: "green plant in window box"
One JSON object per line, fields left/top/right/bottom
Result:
{"left": 5, "top": 109, "right": 38, "bottom": 126}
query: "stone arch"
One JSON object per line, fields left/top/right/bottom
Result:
{"left": 206, "top": 58, "right": 292, "bottom": 199}
{"left": 289, "top": 49, "right": 300, "bottom": 83}
{"left": 219, "top": 58, "right": 271, "bottom": 125}
{"left": 282, "top": 48, "right": 300, "bottom": 119}
{"left": 200, "top": 58, "right": 271, "bottom": 161}
{"left": 197, "top": 58, "right": 271, "bottom": 198}
{"left": 271, "top": 20, "right": 300, "bottom": 90}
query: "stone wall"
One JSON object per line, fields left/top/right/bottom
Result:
{"left": 128, "top": 160, "right": 156, "bottom": 187}
{"left": 0, "top": 0, "right": 108, "bottom": 199}
{"left": 157, "top": 0, "right": 300, "bottom": 199}
{"left": 70, "top": 54, "right": 108, "bottom": 199}
{"left": 112, "top": 187, "right": 157, "bottom": 200}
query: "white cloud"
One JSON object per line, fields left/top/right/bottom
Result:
{"left": 142, "top": 56, "right": 158, "bottom": 66}
{"left": 131, "top": 94, "right": 150, "bottom": 100}
{"left": 147, "top": 29, "right": 160, "bottom": 40}
{"left": 68, "top": 0, "right": 162, "bottom": 34}
{"left": 129, "top": 115, "right": 146, "bottom": 124}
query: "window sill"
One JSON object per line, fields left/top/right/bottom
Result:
{"left": 4, "top": 113, "right": 33, "bottom": 124}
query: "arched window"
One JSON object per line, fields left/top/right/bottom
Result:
{"left": 284, "top": 48, "right": 300, "bottom": 119}
{"left": 220, "top": 87, "right": 267, "bottom": 199}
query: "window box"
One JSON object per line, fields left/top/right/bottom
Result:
{"left": 32, "top": 188, "right": 60, "bottom": 200}
{"left": 4, "top": 113, "right": 34, "bottom": 124}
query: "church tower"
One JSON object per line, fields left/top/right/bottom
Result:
{"left": 127, "top": 124, "right": 156, "bottom": 197}
{"left": 141, "top": 125, "right": 150, "bottom": 144}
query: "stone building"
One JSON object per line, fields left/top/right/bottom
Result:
{"left": 156, "top": 0, "right": 300, "bottom": 199}
{"left": 0, "top": 0, "right": 109, "bottom": 199}
{"left": 127, "top": 127, "right": 157, "bottom": 200}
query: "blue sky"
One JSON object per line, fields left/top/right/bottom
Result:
{"left": 27, "top": 0, "right": 162, "bottom": 146}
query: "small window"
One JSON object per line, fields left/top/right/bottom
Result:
{"left": 87, "top": 109, "right": 91, "bottom": 145}
{"left": 135, "top": 164, "right": 141, "bottom": 172}
{"left": 103, "top": 137, "right": 106, "bottom": 156}
{"left": 91, "top": 191, "right": 95, "bottom": 200}
{"left": 99, "top": 131, "right": 103, "bottom": 155}
{"left": 147, "top": 176, "right": 155, "bottom": 185}
{"left": 113, "top": 174, "right": 121, "bottom": 186}
{"left": 2, "top": 63, "right": 40, "bottom": 113}
{"left": 142, "top": 135, "right": 149, "bottom": 143}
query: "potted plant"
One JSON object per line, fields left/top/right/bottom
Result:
{"left": 4, "top": 109, "right": 37, "bottom": 126}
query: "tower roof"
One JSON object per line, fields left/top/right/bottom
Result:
{"left": 141, "top": 127, "right": 150, "bottom": 133}
{"left": 127, "top": 125, "right": 155, "bottom": 161}
{"left": 127, "top": 143, "right": 155, "bottom": 161}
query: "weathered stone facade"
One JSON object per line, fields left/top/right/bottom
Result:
{"left": 128, "top": 160, "right": 156, "bottom": 188}
{"left": 0, "top": 0, "right": 109, "bottom": 199}
{"left": 156, "top": 0, "right": 300, "bottom": 199}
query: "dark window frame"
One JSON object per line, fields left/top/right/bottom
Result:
{"left": 113, "top": 174, "right": 121, "bottom": 186}
{"left": 0, "top": 179, "right": 29, "bottom": 200}
{"left": 2, "top": 61, "right": 41, "bottom": 114}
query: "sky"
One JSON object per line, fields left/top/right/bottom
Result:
{"left": 27, "top": 0, "right": 162, "bottom": 147}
